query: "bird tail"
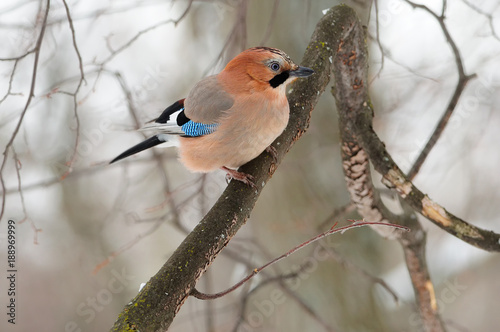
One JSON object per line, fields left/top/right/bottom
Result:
{"left": 139, "top": 122, "right": 184, "bottom": 135}
{"left": 110, "top": 135, "right": 165, "bottom": 164}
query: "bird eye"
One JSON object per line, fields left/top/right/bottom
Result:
{"left": 269, "top": 62, "right": 280, "bottom": 72}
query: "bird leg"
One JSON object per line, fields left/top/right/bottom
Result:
{"left": 221, "top": 166, "right": 255, "bottom": 187}
{"left": 265, "top": 145, "right": 278, "bottom": 164}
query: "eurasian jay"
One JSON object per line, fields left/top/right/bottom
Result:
{"left": 110, "top": 47, "right": 314, "bottom": 186}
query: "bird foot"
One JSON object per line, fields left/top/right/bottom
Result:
{"left": 265, "top": 145, "right": 278, "bottom": 164}
{"left": 221, "top": 167, "right": 255, "bottom": 187}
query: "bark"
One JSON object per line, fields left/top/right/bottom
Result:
{"left": 330, "top": 6, "right": 446, "bottom": 331}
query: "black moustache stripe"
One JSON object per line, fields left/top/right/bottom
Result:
{"left": 269, "top": 71, "right": 289, "bottom": 88}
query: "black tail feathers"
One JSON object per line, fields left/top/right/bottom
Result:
{"left": 110, "top": 135, "right": 164, "bottom": 164}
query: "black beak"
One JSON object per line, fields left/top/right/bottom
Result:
{"left": 289, "top": 66, "right": 314, "bottom": 77}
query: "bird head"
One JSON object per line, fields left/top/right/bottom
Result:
{"left": 220, "top": 47, "right": 314, "bottom": 92}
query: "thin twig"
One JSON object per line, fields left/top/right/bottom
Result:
{"left": 0, "top": 50, "right": 35, "bottom": 62}
{"left": 370, "top": 0, "right": 385, "bottom": 81}
{"left": 190, "top": 221, "right": 409, "bottom": 300}
{"left": 461, "top": 0, "right": 500, "bottom": 42}
{"left": 109, "top": 69, "right": 184, "bottom": 230}
{"left": 12, "top": 146, "right": 42, "bottom": 244}
{"left": 60, "top": 0, "right": 86, "bottom": 180}
{"left": 0, "top": 0, "right": 50, "bottom": 221}
{"left": 318, "top": 203, "right": 356, "bottom": 229}
{"left": 0, "top": 59, "right": 22, "bottom": 104}
{"left": 44, "top": 0, "right": 169, "bottom": 26}
{"left": 98, "top": 0, "right": 193, "bottom": 65}
{"left": 231, "top": 265, "right": 320, "bottom": 332}
{"left": 203, "top": 0, "right": 249, "bottom": 76}
{"left": 367, "top": 31, "right": 437, "bottom": 83}
{"left": 92, "top": 218, "right": 164, "bottom": 275}
{"left": 317, "top": 203, "right": 400, "bottom": 303}
{"left": 404, "top": 0, "right": 477, "bottom": 180}
{"left": 322, "top": 245, "right": 399, "bottom": 303}
{"left": 93, "top": 189, "right": 201, "bottom": 274}
{"left": 221, "top": 247, "right": 336, "bottom": 331}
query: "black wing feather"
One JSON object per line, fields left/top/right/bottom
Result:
{"left": 155, "top": 99, "right": 185, "bottom": 124}
{"left": 110, "top": 98, "right": 189, "bottom": 164}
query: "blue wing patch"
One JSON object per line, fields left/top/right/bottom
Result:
{"left": 181, "top": 121, "right": 218, "bottom": 137}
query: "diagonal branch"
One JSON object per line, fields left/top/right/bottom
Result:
{"left": 404, "top": 0, "right": 477, "bottom": 180}
{"left": 331, "top": 4, "right": 500, "bottom": 253}
{"left": 99, "top": 0, "right": 193, "bottom": 66}
{"left": 110, "top": 5, "right": 352, "bottom": 331}
{"left": 461, "top": 0, "right": 500, "bottom": 42}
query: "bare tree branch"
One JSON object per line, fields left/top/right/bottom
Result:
{"left": 60, "top": 0, "right": 86, "bottom": 180}
{"left": 0, "top": 0, "right": 50, "bottom": 221}
{"left": 221, "top": 246, "right": 336, "bottom": 331}
{"left": 110, "top": 6, "right": 356, "bottom": 330}
{"left": 333, "top": 4, "right": 500, "bottom": 253}
{"left": 404, "top": 0, "right": 477, "bottom": 180}
{"left": 318, "top": 203, "right": 356, "bottom": 229}
{"left": 0, "top": 59, "right": 22, "bottom": 104}
{"left": 11, "top": 145, "right": 42, "bottom": 244}
{"left": 367, "top": 30, "right": 438, "bottom": 83}
{"left": 109, "top": 69, "right": 184, "bottom": 231}
{"left": 203, "top": 0, "right": 249, "bottom": 76}
{"left": 330, "top": 9, "right": 447, "bottom": 330}
{"left": 461, "top": 0, "right": 500, "bottom": 42}
{"left": 190, "top": 221, "right": 408, "bottom": 300}
{"left": 230, "top": 265, "right": 333, "bottom": 332}
{"left": 317, "top": 203, "right": 400, "bottom": 303}
{"left": 98, "top": 0, "right": 193, "bottom": 66}
{"left": 320, "top": 243, "right": 400, "bottom": 304}
{"left": 402, "top": 224, "right": 444, "bottom": 332}
{"left": 371, "top": 0, "right": 385, "bottom": 81}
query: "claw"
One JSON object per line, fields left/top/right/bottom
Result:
{"left": 221, "top": 166, "right": 256, "bottom": 187}
{"left": 265, "top": 145, "right": 278, "bottom": 164}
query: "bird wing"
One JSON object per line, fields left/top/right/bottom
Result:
{"left": 143, "top": 75, "right": 234, "bottom": 137}
{"left": 183, "top": 75, "right": 234, "bottom": 124}
{"left": 110, "top": 76, "right": 233, "bottom": 164}
{"left": 141, "top": 99, "right": 220, "bottom": 138}
{"left": 141, "top": 98, "right": 188, "bottom": 135}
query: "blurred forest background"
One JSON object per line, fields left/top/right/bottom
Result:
{"left": 1, "top": 0, "right": 500, "bottom": 331}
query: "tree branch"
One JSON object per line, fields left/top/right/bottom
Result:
{"left": 0, "top": 0, "right": 50, "bottom": 221}
{"left": 60, "top": 0, "right": 85, "bottom": 180}
{"left": 190, "top": 221, "right": 408, "bottom": 300}
{"left": 110, "top": 5, "right": 355, "bottom": 331}
{"left": 404, "top": 0, "right": 476, "bottom": 180}
{"left": 98, "top": 0, "right": 193, "bottom": 66}
{"left": 329, "top": 3, "right": 500, "bottom": 252}
{"left": 330, "top": 7, "right": 447, "bottom": 331}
